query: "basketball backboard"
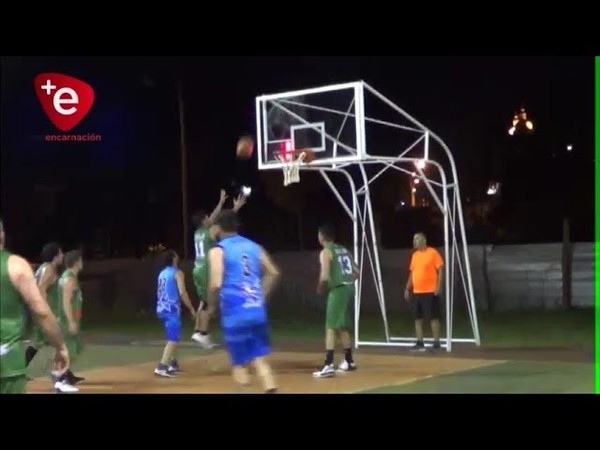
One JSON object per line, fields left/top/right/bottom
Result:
{"left": 255, "top": 81, "right": 366, "bottom": 170}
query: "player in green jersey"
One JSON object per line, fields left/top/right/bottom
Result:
{"left": 52, "top": 250, "right": 85, "bottom": 392}
{"left": 0, "top": 218, "right": 69, "bottom": 394}
{"left": 191, "top": 190, "right": 247, "bottom": 348}
{"left": 25, "top": 242, "right": 64, "bottom": 367}
{"left": 313, "top": 224, "right": 359, "bottom": 378}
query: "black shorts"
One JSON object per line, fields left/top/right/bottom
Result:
{"left": 411, "top": 293, "right": 441, "bottom": 320}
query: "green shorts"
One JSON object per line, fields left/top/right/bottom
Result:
{"left": 0, "top": 375, "right": 28, "bottom": 394}
{"left": 193, "top": 265, "right": 208, "bottom": 300}
{"left": 325, "top": 284, "right": 354, "bottom": 330}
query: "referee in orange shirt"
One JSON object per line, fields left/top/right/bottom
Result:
{"left": 404, "top": 232, "right": 444, "bottom": 351}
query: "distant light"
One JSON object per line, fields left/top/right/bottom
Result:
{"left": 487, "top": 181, "right": 500, "bottom": 196}
{"left": 400, "top": 201, "right": 405, "bottom": 206}
{"left": 508, "top": 127, "right": 516, "bottom": 136}
{"left": 416, "top": 159, "right": 426, "bottom": 169}
{"left": 525, "top": 121, "right": 534, "bottom": 130}
{"left": 567, "top": 145, "right": 573, "bottom": 151}
{"left": 414, "top": 178, "right": 420, "bottom": 184}
{"left": 411, "top": 188, "right": 416, "bottom": 193}
{"left": 241, "top": 185, "right": 252, "bottom": 197}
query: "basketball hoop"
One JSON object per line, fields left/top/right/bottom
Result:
{"left": 274, "top": 149, "right": 314, "bottom": 186}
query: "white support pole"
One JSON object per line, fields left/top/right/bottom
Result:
{"left": 443, "top": 181, "right": 451, "bottom": 352}
{"left": 452, "top": 182, "right": 481, "bottom": 346}
{"left": 358, "top": 163, "right": 389, "bottom": 343}
{"left": 449, "top": 187, "right": 457, "bottom": 352}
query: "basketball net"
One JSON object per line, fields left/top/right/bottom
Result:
{"left": 276, "top": 151, "right": 306, "bottom": 186}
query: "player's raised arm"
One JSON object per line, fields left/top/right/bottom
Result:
{"left": 207, "top": 247, "right": 225, "bottom": 307}
{"left": 206, "top": 189, "right": 228, "bottom": 226}
{"left": 8, "top": 255, "right": 69, "bottom": 372}
{"left": 175, "top": 270, "right": 196, "bottom": 317}
{"left": 232, "top": 194, "right": 248, "bottom": 212}
{"left": 317, "top": 248, "right": 332, "bottom": 294}
{"left": 259, "top": 247, "right": 280, "bottom": 299}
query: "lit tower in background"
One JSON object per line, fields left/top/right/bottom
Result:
{"left": 508, "top": 105, "right": 534, "bottom": 136}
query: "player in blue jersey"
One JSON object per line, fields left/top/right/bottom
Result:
{"left": 207, "top": 210, "right": 280, "bottom": 393}
{"left": 154, "top": 250, "right": 197, "bottom": 377}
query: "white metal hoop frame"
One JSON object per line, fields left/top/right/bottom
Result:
{"left": 256, "top": 81, "right": 481, "bottom": 353}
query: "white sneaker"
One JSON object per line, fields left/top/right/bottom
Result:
{"left": 54, "top": 381, "right": 79, "bottom": 393}
{"left": 154, "top": 367, "right": 177, "bottom": 378}
{"left": 312, "top": 364, "right": 336, "bottom": 378}
{"left": 337, "top": 360, "right": 357, "bottom": 372}
{"left": 192, "top": 333, "right": 218, "bottom": 349}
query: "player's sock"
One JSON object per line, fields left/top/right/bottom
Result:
{"left": 344, "top": 348, "right": 354, "bottom": 364}
{"left": 325, "top": 350, "right": 334, "bottom": 366}
{"left": 25, "top": 346, "right": 38, "bottom": 366}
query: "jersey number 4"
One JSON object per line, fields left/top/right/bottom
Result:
{"left": 337, "top": 255, "right": 353, "bottom": 275}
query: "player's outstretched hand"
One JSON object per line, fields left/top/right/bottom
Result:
{"left": 233, "top": 194, "right": 247, "bottom": 210}
{"left": 220, "top": 189, "right": 228, "bottom": 204}
{"left": 404, "top": 289, "right": 410, "bottom": 302}
{"left": 189, "top": 307, "right": 197, "bottom": 319}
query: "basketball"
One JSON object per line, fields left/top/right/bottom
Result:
{"left": 236, "top": 136, "right": 254, "bottom": 160}
{"left": 301, "top": 149, "right": 315, "bottom": 163}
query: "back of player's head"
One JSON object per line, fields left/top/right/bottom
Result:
{"left": 162, "top": 249, "right": 178, "bottom": 267}
{"left": 64, "top": 249, "right": 82, "bottom": 268}
{"left": 214, "top": 210, "right": 240, "bottom": 233}
{"left": 318, "top": 224, "right": 335, "bottom": 242}
{"left": 40, "top": 242, "right": 62, "bottom": 263}
{"left": 192, "top": 210, "right": 207, "bottom": 228}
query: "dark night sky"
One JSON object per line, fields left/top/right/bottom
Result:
{"left": 0, "top": 56, "right": 594, "bottom": 258}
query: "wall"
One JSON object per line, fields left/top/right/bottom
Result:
{"left": 78, "top": 243, "right": 594, "bottom": 318}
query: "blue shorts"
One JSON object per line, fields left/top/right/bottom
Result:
{"left": 223, "top": 322, "right": 271, "bottom": 366}
{"left": 158, "top": 313, "right": 181, "bottom": 342}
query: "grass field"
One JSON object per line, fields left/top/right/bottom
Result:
{"left": 26, "top": 308, "right": 595, "bottom": 394}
